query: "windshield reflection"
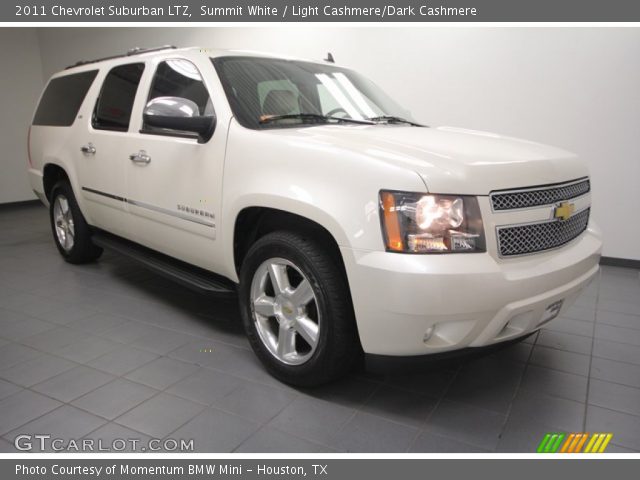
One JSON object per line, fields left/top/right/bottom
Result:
{"left": 212, "top": 56, "right": 419, "bottom": 129}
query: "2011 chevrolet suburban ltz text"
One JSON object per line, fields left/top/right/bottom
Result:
{"left": 27, "top": 46, "right": 602, "bottom": 386}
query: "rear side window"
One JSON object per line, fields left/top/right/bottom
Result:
{"left": 32, "top": 70, "right": 98, "bottom": 126}
{"left": 93, "top": 63, "right": 145, "bottom": 131}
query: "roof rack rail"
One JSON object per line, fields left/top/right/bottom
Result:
{"left": 65, "top": 45, "right": 178, "bottom": 70}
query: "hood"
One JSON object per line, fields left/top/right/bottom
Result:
{"left": 271, "top": 124, "right": 588, "bottom": 195}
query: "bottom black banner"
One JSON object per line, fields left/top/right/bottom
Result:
{"left": 2, "top": 458, "right": 637, "bottom": 480}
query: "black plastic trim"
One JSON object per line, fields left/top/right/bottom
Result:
{"left": 82, "top": 186, "right": 127, "bottom": 203}
{"left": 92, "top": 230, "right": 236, "bottom": 296}
{"left": 600, "top": 256, "right": 640, "bottom": 269}
{"left": 138, "top": 128, "right": 200, "bottom": 141}
{"left": 0, "top": 199, "right": 41, "bottom": 210}
{"left": 364, "top": 332, "right": 535, "bottom": 374}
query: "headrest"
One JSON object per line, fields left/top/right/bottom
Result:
{"left": 262, "top": 90, "right": 298, "bottom": 116}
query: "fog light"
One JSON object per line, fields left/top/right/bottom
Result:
{"left": 407, "top": 231, "right": 479, "bottom": 253}
{"left": 408, "top": 234, "right": 447, "bottom": 252}
{"left": 450, "top": 232, "right": 479, "bottom": 251}
{"left": 423, "top": 326, "right": 435, "bottom": 343}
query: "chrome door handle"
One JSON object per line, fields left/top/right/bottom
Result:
{"left": 80, "top": 143, "right": 96, "bottom": 155}
{"left": 129, "top": 150, "right": 151, "bottom": 164}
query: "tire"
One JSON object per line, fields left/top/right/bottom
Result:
{"left": 239, "top": 231, "right": 360, "bottom": 387}
{"left": 49, "top": 180, "right": 103, "bottom": 264}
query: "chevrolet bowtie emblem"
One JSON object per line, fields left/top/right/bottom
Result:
{"left": 554, "top": 201, "right": 576, "bottom": 221}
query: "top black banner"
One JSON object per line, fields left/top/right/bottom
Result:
{"left": 5, "top": 0, "right": 640, "bottom": 22}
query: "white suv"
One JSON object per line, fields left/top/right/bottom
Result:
{"left": 27, "top": 46, "right": 602, "bottom": 385}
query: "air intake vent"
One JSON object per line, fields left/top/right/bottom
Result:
{"left": 491, "top": 178, "right": 590, "bottom": 211}
{"left": 497, "top": 208, "right": 590, "bottom": 257}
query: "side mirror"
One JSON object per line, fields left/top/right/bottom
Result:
{"left": 143, "top": 96, "right": 215, "bottom": 143}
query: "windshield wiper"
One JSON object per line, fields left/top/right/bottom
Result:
{"left": 259, "top": 113, "right": 374, "bottom": 125}
{"left": 367, "top": 115, "right": 423, "bottom": 126}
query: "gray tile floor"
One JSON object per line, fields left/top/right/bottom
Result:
{"left": 1, "top": 203, "right": 639, "bottom": 453}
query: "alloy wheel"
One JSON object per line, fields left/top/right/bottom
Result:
{"left": 53, "top": 194, "right": 75, "bottom": 252}
{"left": 250, "top": 257, "right": 320, "bottom": 365}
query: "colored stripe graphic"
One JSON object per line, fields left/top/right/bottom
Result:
{"left": 560, "top": 433, "right": 575, "bottom": 453}
{"left": 538, "top": 433, "right": 613, "bottom": 453}
{"left": 592, "top": 434, "right": 606, "bottom": 453}
{"left": 597, "top": 434, "right": 613, "bottom": 453}
{"left": 568, "top": 433, "right": 582, "bottom": 453}
{"left": 574, "top": 433, "right": 589, "bottom": 453}
{"left": 544, "top": 434, "right": 558, "bottom": 453}
{"left": 537, "top": 433, "right": 552, "bottom": 453}
{"left": 550, "top": 433, "right": 565, "bottom": 453}
{"left": 584, "top": 433, "right": 599, "bottom": 453}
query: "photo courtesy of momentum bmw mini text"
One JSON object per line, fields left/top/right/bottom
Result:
{"left": 0, "top": 0, "right": 639, "bottom": 479}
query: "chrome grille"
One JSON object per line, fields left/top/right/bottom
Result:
{"left": 497, "top": 208, "right": 590, "bottom": 257}
{"left": 491, "top": 178, "right": 590, "bottom": 211}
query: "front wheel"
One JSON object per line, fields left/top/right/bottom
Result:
{"left": 239, "top": 231, "right": 360, "bottom": 386}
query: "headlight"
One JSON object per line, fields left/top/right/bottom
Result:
{"left": 379, "top": 191, "right": 486, "bottom": 253}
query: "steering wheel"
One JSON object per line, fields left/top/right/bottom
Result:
{"left": 325, "top": 107, "right": 349, "bottom": 118}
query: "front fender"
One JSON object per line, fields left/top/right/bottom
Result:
{"left": 220, "top": 194, "right": 353, "bottom": 282}
{"left": 220, "top": 121, "right": 427, "bottom": 282}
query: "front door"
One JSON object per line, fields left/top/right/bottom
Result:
{"left": 123, "top": 57, "right": 225, "bottom": 272}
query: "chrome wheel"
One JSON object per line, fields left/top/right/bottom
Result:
{"left": 53, "top": 195, "right": 74, "bottom": 252}
{"left": 250, "top": 257, "right": 320, "bottom": 365}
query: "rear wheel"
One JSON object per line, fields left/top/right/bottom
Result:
{"left": 49, "top": 181, "right": 102, "bottom": 264}
{"left": 239, "top": 231, "right": 359, "bottom": 386}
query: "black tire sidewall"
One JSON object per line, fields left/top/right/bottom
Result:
{"left": 239, "top": 232, "right": 356, "bottom": 386}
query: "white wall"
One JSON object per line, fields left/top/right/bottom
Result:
{"left": 31, "top": 27, "right": 640, "bottom": 259}
{"left": 0, "top": 28, "right": 44, "bottom": 203}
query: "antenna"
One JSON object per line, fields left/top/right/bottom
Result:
{"left": 324, "top": 52, "right": 335, "bottom": 63}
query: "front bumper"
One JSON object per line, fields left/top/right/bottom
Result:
{"left": 364, "top": 332, "right": 536, "bottom": 373}
{"left": 341, "top": 226, "right": 602, "bottom": 357}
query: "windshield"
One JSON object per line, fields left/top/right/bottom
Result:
{"left": 212, "top": 56, "right": 419, "bottom": 129}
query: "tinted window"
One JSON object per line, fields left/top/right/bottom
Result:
{"left": 32, "top": 70, "right": 98, "bottom": 126}
{"left": 213, "top": 56, "right": 416, "bottom": 130}
{"left": 93, "top": 63, "right": 145, "bottom": 131}
{"left": 145, "top": 59, "right": 212, "bottom": 119}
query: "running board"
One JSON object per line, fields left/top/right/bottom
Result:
{"left": 92, "top": 231, "right": 236, "bottom": 296}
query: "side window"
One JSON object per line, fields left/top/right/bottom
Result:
{"left": 93, "top": 63, "right": 145, "bottom": 131}
{"left": 32, "top": 70, "right": 98, "bottom": 127}
{"left": 144, "top": 59, "right": 212, "bottom": 122}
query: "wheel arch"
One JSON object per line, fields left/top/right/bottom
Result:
{"left": 43, "top": 163, "right": 70, "bottom": 201}
{"left": 231, "top": 204, "right": 350, "bottom": 282}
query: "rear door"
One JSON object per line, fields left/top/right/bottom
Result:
{"left": 75, "top": 62, "right": 146, "bottom": 238}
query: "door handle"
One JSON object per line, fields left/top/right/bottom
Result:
{"left": 129, "top": 150, "right": 151, "bottom": 164}
{"left": 80, "top": 143, "right": 96, "bottom": 155}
